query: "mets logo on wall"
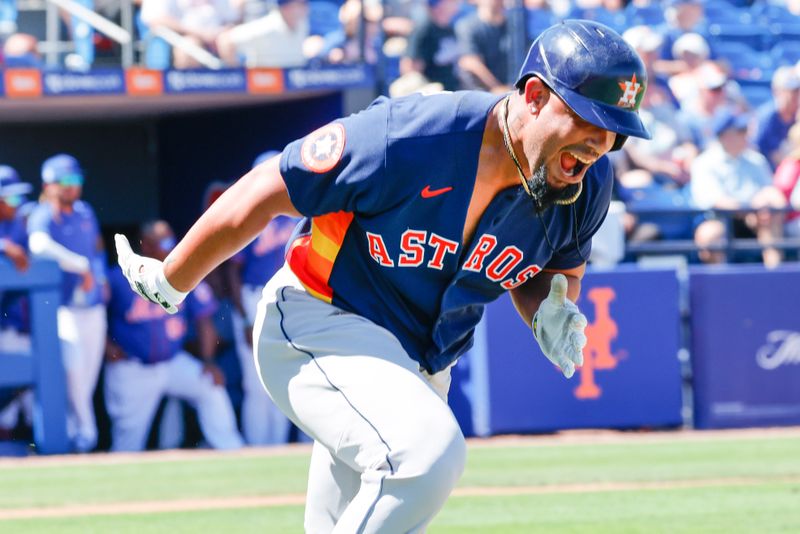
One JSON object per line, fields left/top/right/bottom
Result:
{"left": 574, "top": 287, "right": 623, "bottom": 400}
{"left": 617, "top": 73, "right": 643, "bottom": 108}
{"left": 301, "top": 123, "right": 346, "bottom": 174}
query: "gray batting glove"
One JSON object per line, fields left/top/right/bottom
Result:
{"left": 114, "top": 234, "right": 186, "bottom": 315}
{"left": 532, "top": 274, "right": 588, "bottom": 379}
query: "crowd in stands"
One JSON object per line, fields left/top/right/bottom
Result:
{"left": 4, "top": 0, "right": 800, "bottom": 452}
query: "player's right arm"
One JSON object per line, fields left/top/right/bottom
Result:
{"left": 116, "top": 154, "right": 299, "bottom": 313}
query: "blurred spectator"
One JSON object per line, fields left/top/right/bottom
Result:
{"left": 455, "top": 0, "right": 510, "bottom": 93}
{"left": 398, "top": 0, "right": 462, "bottom": 92}
{"left": 27, "top": 154, "right": 108, "bottom": 452}
{"left": 667, "top": 32, "right": 710, "bottom": 102}
{"left": 774, "top": 122, "right": 800, "bottom": 238}
{"left": 657, "top": 0, "right": 706, "bottom": 67}
{"left": 330, "top": 0, "right": 384, "bottom": 65}
{"left": 615, "top": 26, "right": 697, "bottom": 244}
{"left": 140, "top": 0, "right": 240, "bottom": 69}
{"left": 678, "top": 61, "right": 745, "bottom": 149}
{"left": 217, "top": 0, "right": 310, "bottom": 67}
{"left": 0, "top": 165, "right": 33, "bottom": 440}
{"left": 751, "top": 66, "right": 800, "bottom": 171}
{"left": 104, "top": 220, "right": 243, "bottom": 452}
{"left": 2, "top": 33, "right": 41, "bottom": 68}
{"left": 691, "top": 109, "right": 787, "bottom": 267}
{"left": 227, "top": 151, "right": 296, "bottom": 446}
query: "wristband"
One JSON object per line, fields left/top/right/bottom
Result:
{"left": 154, "top": 267, "right": 188, "bottom": 306}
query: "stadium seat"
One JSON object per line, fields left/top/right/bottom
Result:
{"left": 707, "top": 23, "right": 769, "bottom": 52}
{"left": 769, "top": 22, "right": 800, "bottom": 44}
{"left": 624, "top": 4, "right": 664, "bottom": 26}
{"left": 572, "top": 7, "right": 627, "bottom": 34}
{"left": 737, "top": 79, "right": 774, "bottom": 108}
{"left": 771, "top": 41, "right": 800, "bottom": 67}
{"left": 704, "top": 1, "right": 752, "bottom": 25}
{"left": 714, "top": 43, "right": 774, "bottom": 80}
{"left": 526, "top": 8, "right": 556, "bottom": 41}
{"left": 751, "top": 3, "right": 798, "bottom": 24}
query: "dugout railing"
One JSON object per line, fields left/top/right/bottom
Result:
{"left": 0, "top": 259, "right": 68, "bottom": 454}
{"left": 624, "top": 206, "right": 800, "bottom": 261}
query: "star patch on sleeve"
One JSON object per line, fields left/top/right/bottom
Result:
{"left": 300, "top": 123, "right": 346, "bottom": 174}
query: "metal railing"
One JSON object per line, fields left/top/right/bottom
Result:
{"left": 625, "top": 207, "right": 800, "bottom": 260}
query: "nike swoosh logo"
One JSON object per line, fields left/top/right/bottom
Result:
{"left": 421, "top": 185, "right": 453, "bottom": 198}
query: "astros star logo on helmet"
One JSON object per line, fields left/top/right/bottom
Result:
{"left": 617, "top": 73, "right": 643, "bottom": 108}
{"left": 301, "top": 123, "right": 346, "bottom": 173}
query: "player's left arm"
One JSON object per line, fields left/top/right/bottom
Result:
{"left": 115, "top": 154, "right": 299, "bottom": 313}
{"left": 509, "top": 263, "right": 587, "bottom": 379}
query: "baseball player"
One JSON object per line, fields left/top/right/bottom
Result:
{"left": 27, "top": 154, "right": 107, "bottom": 453}
{"left": 116, "top": 20, "right": 650, "bottom": 532}
{"left": 229, "top": 150, "right": 298, "bottom": 445}
{"left": 0, "top": 166, "right": 34, "bottom": 436}
{"left": 105, "top": 220, "right": 243, "bottom": 452}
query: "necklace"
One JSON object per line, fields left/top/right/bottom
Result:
{"left": 498, "top": 95, "right": 582, "bottom": 206}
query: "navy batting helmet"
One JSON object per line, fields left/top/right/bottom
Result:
{"left": 516, "top": 20, "right": 651, "bottom": 151}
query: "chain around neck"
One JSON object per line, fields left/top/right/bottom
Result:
{"left": 498, "top": 95, "right": 582, "bottom": 206}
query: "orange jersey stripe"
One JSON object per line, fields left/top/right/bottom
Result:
{"left": 287, "top": 212, "right": 354, "bottom": 302}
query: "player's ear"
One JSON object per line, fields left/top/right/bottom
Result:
{"left": 522, "top": 76, "right": 550, "bottom": 117}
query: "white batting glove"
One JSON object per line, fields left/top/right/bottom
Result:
{"left": 114, "top": 234, "right": 186, "bottom": 314}
{"left": 532, "top": 274, "right": 588, "bottom": 379}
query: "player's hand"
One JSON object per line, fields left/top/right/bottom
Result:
{"left": 115, "top": 234, "right": 187, "bottom": 314}
{"left": 202, "top": 362, "right": 226, "bottom": 387}
{"left": 80, "top": 270, "right": 94, "bottom": 292}
{"left": 532, "top": 274, "right": 587, "bottom": 379}
{"left": 3, "top": 241, "right": 29, "bottom": 271}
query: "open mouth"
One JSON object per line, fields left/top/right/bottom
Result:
{"left": 559, "top": 151, "right": 594, "bottom": 180}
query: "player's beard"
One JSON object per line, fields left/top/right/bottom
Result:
{"left": 525, "top": 164, "right": 580, "bottom": 213}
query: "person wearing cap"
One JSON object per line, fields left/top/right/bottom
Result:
{"left": 0, "top": 165, "right": 34, "bottom": 439}
{"left": 691, "top": 108, "right": 787, "bottom": 267}
{"left": 615, "top": 26, "right": 698, "bottom": 245}
{"left": 104, "top": 220, "right": 243, "bottom": 452}
{"left": 226, "top": 151, "right": 297, "bottom": 446}
{"left": 657, "top": 0, "right": 707, "bottom": 66}
{"left": 216, "top": 0, "right": 310, "bottom": 68}
{"left": 397, "top": 0, "right": 462, "bottom": 93}
{"left": 0, "top": 165, "right": 32, "bottom": 274}
{"left": 27, "top": 154, "right": 108, "bottom": 453}
{"left": 677, "top": 61, "right": 747, "bottom": 149}
{"left": 114, "top": 20, "right": 650, "bottom": 530}
{"left": 751, "top": 65, "right": 800, "bottom": 170}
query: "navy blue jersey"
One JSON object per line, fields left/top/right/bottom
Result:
{"left": 108, "top": 267, "right": 218, "bottom": 364}
{"left": 280, "top": 91, "right": 612, "bottom": 373}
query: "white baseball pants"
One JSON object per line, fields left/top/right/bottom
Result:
{"left": 0, "top": 328, "right": 32, "bottom": 430}
{"left": 58, "top": 304, "right": 106, "bottom": 452}
{"left": 104, "top": 350, "right": 244, "bottom": 452}
{"left": 232, "top": 283, "right": 291, "bottom": 445}
{"left": 254, "top": 265, "right": 466, "bottom": 533}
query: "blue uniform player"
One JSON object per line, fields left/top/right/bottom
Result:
{"left": 105, "top": 220, "right": 243, "bottom": 452}
{"left": 116, "top": 21, "right": 651, "bottom": 532}
{"left": 27, "top": 154, "right": 108, "bottom": 453}
{"left": 0, "top": 165, "right": 34, "bottom": 436}
{"left": 230, "top": 151, "right": 298, "bottom": 445}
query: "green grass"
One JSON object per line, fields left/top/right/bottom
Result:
{"left": 1, "top": 432, "right": 799, "bottom": 533}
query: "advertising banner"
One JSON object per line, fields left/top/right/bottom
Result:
{"left": 690, "top": 265, "right": 800, "bottom": 428}
{"left": 42, "top": 69, "right": 125, "bottom": 96}
{"left": 476, "top": 267, "right": 683, "bottom": 434}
